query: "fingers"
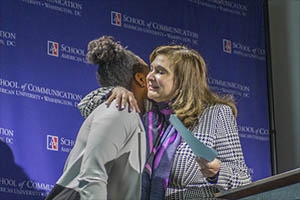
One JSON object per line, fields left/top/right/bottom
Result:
{"left": 105, "top": 87, "right": 120, "bottom": 106}
{"left": 120, "top": 92, "right": 130, "bottom": 110}
{"left": 201, "top": 168, "right": 216, "bottom": 178}
{"left": 105, "top": 86, "right": 140, "bottom": 112}
{"left": 196, "top": 158, "right": 212, "bottom": 177}
{"left": 105, "top": 94, "right": 116, "bottom": 107}
{"left": 124, "top": 91, "right": 140, "bottom": 112}
{"left": 111, "top": 92, "right": 128, "bottom": 110}
{"left": 196, "top": 158, "right": 220, "bottom": 178}
{"left": 128, "top": 96, "right": 140, "bottom": 113}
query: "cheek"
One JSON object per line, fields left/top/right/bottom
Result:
{"left": 165, "top": 77, "right": 175, "bottom": 87}
{"left": 146, "top": 73, "right": 151, "bottom": 81}
{"left": 161, "top": 79, "right": 175, "bottom": 94}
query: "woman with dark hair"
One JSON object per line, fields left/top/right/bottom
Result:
{"left": 45, "top": 36, "right": 149, "bottom": 200}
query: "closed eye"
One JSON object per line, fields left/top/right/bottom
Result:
{"left": 157, "top": 69, "right": 164, "bottom": 74}
{"left": 150, "top": 65, "right": 167, "bottom": 75}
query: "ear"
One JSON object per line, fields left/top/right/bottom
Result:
{"left": 134, "top": 72, "right": 147, "bottom": 88}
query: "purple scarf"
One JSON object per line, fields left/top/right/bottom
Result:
{"left": 142, "top": 103, "right": 182, "bottom": 200}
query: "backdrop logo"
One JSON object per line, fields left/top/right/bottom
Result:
{"left": 47, "top": 41, "right": 59, "bottom": 57}
{"left": 47, "top": 135, "right": 58, "bottom": 151}
{"left": 222, "top": 38, "right": 266, "bottom": 60}
{"left": 111, "top": 11, "right": 122, "bottom": 26}
{"left": 223, "top": 39, "right": 232, "bottom": 53}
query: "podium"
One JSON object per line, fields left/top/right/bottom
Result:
{"left": 215, "top": 168, "right": 300, "bottom": 200}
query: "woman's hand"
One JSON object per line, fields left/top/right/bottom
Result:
{"left": 195, "top": 157, "right": 221, "bottom": 178}
{"left": 105, "top": 86, "right": 140, "bottom": 113}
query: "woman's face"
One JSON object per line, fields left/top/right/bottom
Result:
{"left": 146, "top": 54, "right": 176, "bottom": 102}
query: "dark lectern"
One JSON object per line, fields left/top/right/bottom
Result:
{"left": 215, "top": 168, "right": 300, "bottom": 200}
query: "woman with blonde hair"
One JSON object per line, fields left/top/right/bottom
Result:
{"left": 78, "top": 44, "right": 251, "bottom": 199}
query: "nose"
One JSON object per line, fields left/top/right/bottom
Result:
{"left": 146, "top": 71, "right": 154, "bottom": 81}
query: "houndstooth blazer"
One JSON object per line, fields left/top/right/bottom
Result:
{"left": 165, "top": 104, "right": 251, "bottom": 199}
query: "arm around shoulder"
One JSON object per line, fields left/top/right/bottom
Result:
{"left": 78, "top": 87, "right": 114, "bottom": 118}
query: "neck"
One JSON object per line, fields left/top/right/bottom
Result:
{"left": 131, "top": 84, "right": 146, "bottom": 114}
{"left": 136, "top": 95, "right": 145, "bottom": 114}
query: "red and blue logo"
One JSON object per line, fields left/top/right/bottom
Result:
{"left": 223, "top": 39, "right": 232, "bottom": 54}
{"left": 47, "top": 41, "right": 59, "bottom": 57}
{"left": 47, "top": 135, "right": 59, "bottom": 151}
{"left": 111, "top": 11, "right": 122, "bottom": 26}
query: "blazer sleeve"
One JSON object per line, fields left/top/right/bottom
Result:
{"left": 214, "top": 105, "right": 252, "bottom": 190}
{"left": 77, "top": 87, "right": 114, "bottom": 118}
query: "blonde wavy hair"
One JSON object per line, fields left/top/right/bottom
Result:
{"left": 149, "top": 45, "right": 237, "bottom": 129}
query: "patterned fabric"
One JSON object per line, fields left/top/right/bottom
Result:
{"left": 77, "top": 88, "right": 252, "bottom": 200}
{"left": 78, "top": 86, "right": 114, "bottom": 118}
{"left": 165, "top": 104, "right": 251, "bottom": 199}
{"left": 142, "top": 104, "right": 182, "bottom": 200}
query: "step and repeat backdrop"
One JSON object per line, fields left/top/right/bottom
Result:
{"left": 1, "top": 0, "right": 271, "bottom": 199}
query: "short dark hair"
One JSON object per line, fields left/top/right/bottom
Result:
{"left": 86, "top": 36, "right": 143, "bottom": 89}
